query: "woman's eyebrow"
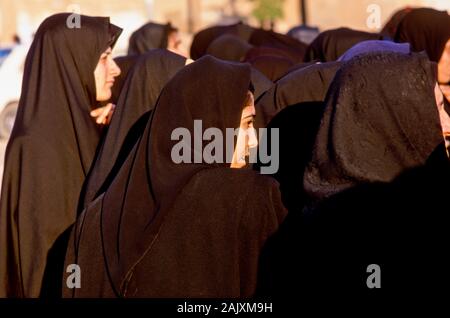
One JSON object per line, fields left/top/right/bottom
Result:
{"left": 242, "top": 114, "right": 255, "bottom": 121}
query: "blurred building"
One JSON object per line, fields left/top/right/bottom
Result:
{"left": 307, "top": 0, "right": 450, "bottom": 33}
{"left": 1, "top": 0, "right": 450, "bottom": 51}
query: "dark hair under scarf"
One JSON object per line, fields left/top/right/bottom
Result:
{"left": 0, "top": 13, "right": 122, "bottom": 297}
{"left": 303, "top": 52, "right": 443, "bottom": 203}
{"left": 394, "top": 7, "right": 450, "bottom": 62}
{"left": 81, "top": 49, "right": 186, "bottom": 209}
{"left": 304, "top": 27, "right": 383, "bottom": 62}
{"left": 128, "top": 22, "right": 174, "bottom": 55}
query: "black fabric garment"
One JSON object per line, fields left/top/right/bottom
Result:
{"left": 255, "top": 61, "right": 340, "bottom": 128}
{"left": 63, "top": 56, "right": 287, "bottom": 297}
{"left": 190, "top": 22, "right": 254, "bottom": 60}
{"left": 254, "top": 102, "right": 326, "bottom": 212}
{"left": 244, "top": 46, "right": 299, "bottom": 62}
{"left": 256, "top": 54, "right": 448, "bottom": 298}
{"left": 338, "top": 40, "right": 410, "bottom": 62}
{"left": 303, "top": 52, "right": 443, "bottom": 203}
{"left": 206, "top": 34, "right": 253, "bottom": 62}
{"left": 250, "top": 67, "right": 273, "bottom": 102}
{"left": 128, "top": 22, "right": 171, "bottom": 55}
{"left": 248, "top": 28, "right": 307, "bottom": 63}
{"left": 394, "top": 7, "right": 450, "bottom": 62}
{"left": 81, "top": 49, "right": 186, "bottom": 209}
{"left": 283, "top": 61, "right": 317, "bottom": 75}
{"left": 380, "top": 7, "right": 412, "bottom": 40}
{"left": 257, "top": 143, "right": 450, "bottom": 297}
{"left": 0, "top": 13, "right": 122, "bottom": 298}
{"left": 109, "top": 55, "right": 140, "bottom": 105}
{"left": 247, "top": 54, "right": 294, "bottom": 82}
{"left": 304, "top": 27, "right": 383, "bottom": 62}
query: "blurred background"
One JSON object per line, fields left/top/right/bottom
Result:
{"left": 1, "top": 0, "right": 450, "bottom": 179}
{"left": 2, "top": 0, "right": 450, "bottom": 56}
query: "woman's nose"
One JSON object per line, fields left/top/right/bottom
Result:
{"left": 110, "top": 60, "right": 121, "bottom": 77}
{"left": 247, "top": 127, "right": 258, "bottom": 148}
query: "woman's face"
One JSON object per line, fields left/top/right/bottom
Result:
{"left": 231, "top": 91, "right": 258, "bottom": 168}
{"left": 438, "top": 38, "right": 450, "bottom": 84}
{"left": 167, "top": 30, "right": 186, "bottom": 57}
{"left": 94, "top": 47, "right": 121, "bottom": 102}
{"left": 435, "top": 83, "right": 450, "bottom": 154}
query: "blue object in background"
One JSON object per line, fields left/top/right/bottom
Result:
{"left": 0, "top": 48, "right": 13, "bottom": 67}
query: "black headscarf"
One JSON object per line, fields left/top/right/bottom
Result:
{"left": 338, "top": 40, "right": 410, "bottom": 62}
{"left": 254, "top": 102, "right": 326, "bottom": 212}
{"left": 81, "top": 49, "right": 186, "bottom": 209}
{"left": 250, "top": 66, "right": 273, "bottom": 102}
{"left": 109, "top": 55, "right": 140, "bottom": 105}
{"left": 206, "top": 34, "right": 253, "bottom": 62}
{"left": 304, "top": 27, "right": 383, "bottom": 62}
{"left": 0, "top": 13, "right": 122, "bottom": 297}
{"left": 258, "top": 142, "right": 450, "bottom": 296}
{"left": 190, "top": 22, "right": 254, "bottom": 60}
{"left": 247, "top": 54, "right": 295, "bottom": 82}
{"left": 244, "top": 46, "right": 297, "bottom": 61}
{"left": 380, "top": 7, "right": 412, "bottom": 40}
{"left": 257, "top": 54, "right": 448, "bottom": 296}
{"left": 128, "top": 22, "right": 172, "bottom": 55}
{"left": 248, "top": 28, "right": 307, "bottom": 63}
{"left": 255, "top": 61, "right": 340, "bottom": 128}
{"left": 394, "top": 7, "right": 450, "bottom": 62}
{"left": 303, "top": 52, "right": 442, "bottom": 202}
{"left": 64, "top": 56, "right": 287, "bottom": 297}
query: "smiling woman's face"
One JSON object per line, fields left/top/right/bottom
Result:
{"left": 94, "top": 47, "right": 121, "bottom": 102}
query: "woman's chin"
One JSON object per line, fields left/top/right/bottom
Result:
{"left": 96, "top": 91, "right": 112, "bottom": 102}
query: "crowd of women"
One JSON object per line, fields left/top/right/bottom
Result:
{"left": 0, "top": 6, "right": 449, "bottom": 298}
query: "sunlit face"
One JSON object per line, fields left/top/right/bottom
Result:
{"left": 231, "top": 91, "right": 258, "bottom": 168}
{"left": 94, "top": 47, "right": 121, "bottom": 102}
{"left": 435, "top": 83, "right": 450, "bottom": 156}
{"left": 438, "top": 38, "right": 450, "bottom": 85}
{"left": 167, "top": 31, "right": 184, "bottom": 56}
